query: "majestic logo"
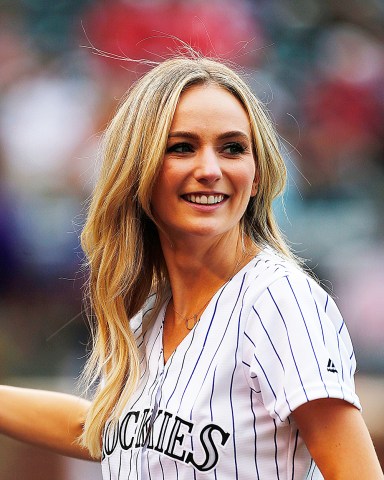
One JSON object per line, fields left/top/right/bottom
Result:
{"left": 327, "top": 359, "right": 338, "bottom": 373}
{"left": 102, "top": 408, "right": 230, "bottom": 472}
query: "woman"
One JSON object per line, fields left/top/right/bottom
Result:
{"left": 0, "top": 55, "right": 382, "bottom": 479}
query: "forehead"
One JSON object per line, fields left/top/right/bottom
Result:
{"left": 170, "top": 84, "right": 251, "bottom": 134}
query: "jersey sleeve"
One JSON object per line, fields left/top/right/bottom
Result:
{"left": 242, "top": 272, "right": 361, "bottom": 422}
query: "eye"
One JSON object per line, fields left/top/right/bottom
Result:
{"left": 166, "top": 142, "right": 194, "bottom": 154}
{"left": 222, "top": 142, "right": 246, "bottom": 155}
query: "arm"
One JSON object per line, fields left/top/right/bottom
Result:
{"left": 0, "top": 385, "right": 96, "bottom": 461}
{"left": 293, "top": 398, "right": 383, "bottom": 479}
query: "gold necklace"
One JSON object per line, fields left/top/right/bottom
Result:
{"left": 171, "top": 251, "right": 250, "bottom": 330}
{"left": 172, "top": 297, "right": 212, "bottom": 330}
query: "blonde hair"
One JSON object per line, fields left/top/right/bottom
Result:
{"left": 80, "top": 54, "right": 294, "bottom": 457}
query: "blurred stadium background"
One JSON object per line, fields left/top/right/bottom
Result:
{"left": 0, "top": 0, "right": 383, "bottom": 478}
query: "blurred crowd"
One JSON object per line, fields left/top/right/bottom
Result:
{"left": 0, "top": 0, "right": 383, "bottom": 380}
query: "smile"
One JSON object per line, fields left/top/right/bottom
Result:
{"left": 184, "top": 194, "right": 226, "bottom": 205}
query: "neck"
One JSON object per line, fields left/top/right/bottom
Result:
{"left": 160, "top": 231, "right": 259, "bottom": 323}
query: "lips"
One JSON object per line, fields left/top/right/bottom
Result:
{"left": 183, "top": 194, "right": 226, "bottom": 205}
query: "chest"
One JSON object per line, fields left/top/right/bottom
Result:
{"left": 136, "top": 301, "right": 253, "bottom": 426}
{"left": 162, "top": 307, "right": 198, "bottom": 364}
{"left": 102, "top": 308, "right": 281, "bottom": 478}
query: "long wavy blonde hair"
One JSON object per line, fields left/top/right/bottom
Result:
{"left": 80, "top": 54, "right": 294, "bottom": 458}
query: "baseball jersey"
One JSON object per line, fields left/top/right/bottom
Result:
{"left": 101, "top": 248, "right": 361, "bottom": 479}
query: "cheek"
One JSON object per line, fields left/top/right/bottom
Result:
{"left": 153, "top": 162, "right": 185, "bottom": 192}
{"left": 151, "top": 168, "right": 171, "bottom": 199}
{"left": 150, "top": 166, "right": 181, "bottom": 217}
{"left": 234, "top": 166, "right": 257, "bottom": 197}
{"left": 150, "top": 177, "right": 166, "bottom": 216}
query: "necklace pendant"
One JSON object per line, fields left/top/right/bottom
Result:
{"left": 186, "top": 314, "right": 197, "bottom": 331}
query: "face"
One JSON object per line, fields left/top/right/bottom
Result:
{"left": 151, "top": 84, "right": 257, "bottom": 245}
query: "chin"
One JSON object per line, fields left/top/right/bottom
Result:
{"left": 180, "top": 224, "right": 239, "bottom": 240}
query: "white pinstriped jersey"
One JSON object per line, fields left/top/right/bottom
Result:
{"left": 101, "top": 248, "right": 361, "bottom": 479}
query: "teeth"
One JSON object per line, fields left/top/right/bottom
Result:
{"left": 185, "top": 194, "right": 225, "bottom": 205}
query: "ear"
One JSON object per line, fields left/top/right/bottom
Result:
{"left": 250, "top": 172, "right": 259, "bottom": 197}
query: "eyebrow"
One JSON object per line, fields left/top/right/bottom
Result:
{"left": 168, "top": 130, "right": 251, "bottom": 141}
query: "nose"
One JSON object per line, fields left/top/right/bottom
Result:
{"left": 194, "top": 147, "right": 222, "bottom": 183}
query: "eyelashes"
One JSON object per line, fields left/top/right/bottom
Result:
{"left": 166, "top": 142, "right": 193, "bottom": 154}
{"left": 222, "top": 142, "right": 246, "bottom": 155}
{"left": 166, "top": 142, "right": 248, "bottom": 156}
